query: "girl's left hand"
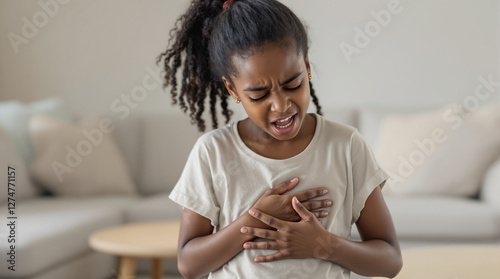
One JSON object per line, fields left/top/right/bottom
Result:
{"left": 240, "top": 197, "right": 334, "bottom": 262}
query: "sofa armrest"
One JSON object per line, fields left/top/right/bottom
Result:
{"left": 480, "top": 155, "right": 500, "bottom": 208}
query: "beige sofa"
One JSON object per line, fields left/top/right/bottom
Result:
{"left": 0, "top": 99, "right": 499, "bottom": 279}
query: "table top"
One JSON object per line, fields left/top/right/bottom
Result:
{"left": 88, "top": 221, "right": 180, "bottom": 258}
{"left": 374, "top": 245, "right": 500, "bottom": 279}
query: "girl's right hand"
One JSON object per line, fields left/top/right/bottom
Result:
{"left": 251, "top": 178, "right": 332, "bottom": 223}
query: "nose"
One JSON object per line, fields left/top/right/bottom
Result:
{"left": 270, "top": 91, "right": 291, "bottom": 113}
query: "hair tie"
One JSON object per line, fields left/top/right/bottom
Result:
{"left": 223, "top": 0, "right": 237, "bottom": 10}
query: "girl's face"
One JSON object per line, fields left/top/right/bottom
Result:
{"left": 222, "top": 44, "right": 311, "bottom": 142}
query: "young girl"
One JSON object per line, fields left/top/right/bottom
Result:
{"left": 158, "top": 0, "right": 402, "bottom": 278}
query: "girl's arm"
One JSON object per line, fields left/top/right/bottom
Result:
{"left": 176, "top": 208, "right": 261, "bottom": 279}
{"left": 241, "top": 185, "right": 403, "bottom": 278}
{"left": 318, "top": 185, "right": 402, "bottom": 277}
{"left": 177, "top": 178, "right": 332, "bottom": 279}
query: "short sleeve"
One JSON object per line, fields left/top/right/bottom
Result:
{"left": 350, "top": 129, "right": 389, "bottom": 224}
{"left": 168, "top": 137, "right": 220, "bottom": 227}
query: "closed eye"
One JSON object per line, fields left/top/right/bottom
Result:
{"left": 249, "top": 93, "right": 269, "bottom": 102}
{"left": 285, "top": 82, "right": 302, "bottom": 91}
{"left": 249, "top": 83, "right": 303, "bottom": 102}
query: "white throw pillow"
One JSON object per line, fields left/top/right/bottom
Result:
{"left": 0, "top": 126, "right": 39, "bottom": 203}
{"left": 374, "top": 103, "right": 500, "bottom": 197}
{"left": 29, "top": 114, "right": 137, "bottom": 196}
{"left": 480, "top": 155, "right": 500, "bottom": 208}
{"left": 0, "top": 98, "right": 74, "bottom": 165}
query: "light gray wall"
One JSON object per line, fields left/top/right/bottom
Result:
{"left": 1, "top": 0, "right": 499, "bottom": 120}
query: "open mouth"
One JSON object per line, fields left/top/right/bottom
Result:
{"left": 271, "top": 114, "right": 297, "bottom": 135}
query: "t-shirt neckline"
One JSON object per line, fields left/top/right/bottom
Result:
{"left": 231, "top": 113, "right": 323, "bottom": 165}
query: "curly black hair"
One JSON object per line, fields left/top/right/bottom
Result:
{"left": 157, "top": 0, "right": 322, "bottom": 132}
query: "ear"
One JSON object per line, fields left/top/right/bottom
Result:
{"left": 222, "top": 76, "right": 240, "bottom": 102}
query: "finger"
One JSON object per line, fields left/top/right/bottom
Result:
{"left": 293, "top": 187, "right": 329, "bottom": 202}
{"left": 270, "top": 178, "right": 299, "bottom": 195}
{"left": 254, "top": 251, "right": 287, "bottom": 263}
{"left": 248, "top": 209, "right": 285, "bottom": 229}
{"left": 292, "top": 196, "right": 315, "bottom": 221}
{"left": 301, "top": 199, "right": 333, "bottom": 211}
{"left": 240, "top": 226, "right": 279, "bottom": 240}
{"left": 311, "top": 210, "right": 329, "bottom": 219}
{"left": 243, "top": 241, "right": 279, "bottom": 250}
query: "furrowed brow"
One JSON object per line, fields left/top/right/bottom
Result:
{"left": 243, "top": 71, "right": 303, "bottom": 92}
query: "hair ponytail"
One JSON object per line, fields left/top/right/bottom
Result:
{"left": 157, "top": 0, "right": 230, "bottom": 132}
{"left": 157, "top": 0, "right": 322, "bottom": 132}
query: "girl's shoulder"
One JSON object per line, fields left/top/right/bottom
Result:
{"left": 316, "top": 114, "right": 375, "bottom": 157}
{"left": 315, "top": 113, "right": 359, "bottom": 141}
{"left": 191, "top": 122, "right": 238, "bottom": 155}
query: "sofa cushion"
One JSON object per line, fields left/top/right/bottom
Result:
{"left": 0, "top": 126, "right": 39, "bottom": 202}
{"left": 481, "top": 156, "right": 500, "bottom": 208}
{"left": 107, "top": 114, "right": 142, "bottom": 188}
{"left": 0, "top": 195, "right": 139, "bottom": 277}
{"left": 29, "top": 251, "right": 116, "bottom": 279}
{"left": 351, "top": 196, "right": 500, "bottom": 241}
{"left": 357, "top": 107, "right": 391, "bottom": 148}
{"left": 29, "top": 114, "right": 137, "bottom": 196}
{"left": 0, "top": 98, "right": 74, "bottom": 164}
{"left": 124, "top": 193, "right": 183, "bottom": 223}
{"left": 139, "top": 113, "right": 203, "bottom": 195}
{"left": 373, "top": 104, "right": 500, "bottom": 197}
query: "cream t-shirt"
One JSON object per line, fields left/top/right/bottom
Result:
{"left": 169, "top": 113, "right": 389, "bottom": 279}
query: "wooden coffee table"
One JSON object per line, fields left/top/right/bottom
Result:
{"left": 374, "top": 245, "right": 500, "bottom": 279}
{"left": 88, "top": 221, "right": 180, "bottom": 279}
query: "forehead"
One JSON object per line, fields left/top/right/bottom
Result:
{"left": 231, "top": 44, "right": 304, "bottom": 82}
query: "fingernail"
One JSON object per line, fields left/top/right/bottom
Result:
{"left": 255, "top": 258, "right": 261, "bottom": 262}
{"left": 323, "top": 189, "right": 328, "bottom": 195}
{"left": 241, "top": 228, "right": 248, "bottom": 233}
{"left": 243, "top": 243, "right": 250, "bottom": 248}
{"left": 322, "top": 211, "right": 329, "bottom": 217}
{"left": 290, "top": 178, "right": 298, "bottom": 183}
{"left": 294, "top": 197, "right": 300, "bottom": 205}
{"left": 327, "top": 201, "right": 332, "bottom": 206}
{"left": 249, "top": 210, "right": 256, "bottom": 216}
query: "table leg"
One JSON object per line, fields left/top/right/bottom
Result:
{"left": 152, "top": 258, "right": 163, "bottom": 279}
{"left": 118, "top": 256, "right": 136, "bottom": 279}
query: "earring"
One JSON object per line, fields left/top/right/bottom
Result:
{"left": 235, "top": 99, "right": 241, "bottom": 104}
{"left": 308, "top": 73, "right": 312, "bottom": 81}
